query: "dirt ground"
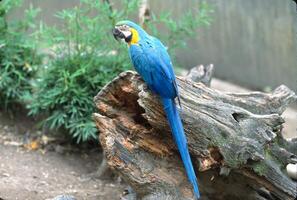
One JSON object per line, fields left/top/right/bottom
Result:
{"left": 0, "top": 111, "right": 126, "bottom": 200}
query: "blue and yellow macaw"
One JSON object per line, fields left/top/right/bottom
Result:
{"left": 112, "top": 20, "right": 200, "bottom": 199}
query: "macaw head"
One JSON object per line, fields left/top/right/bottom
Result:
{"left": 112, "top": 20, "right": 146, "bottom": 45}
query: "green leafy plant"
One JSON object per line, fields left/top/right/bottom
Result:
{"left": 147, "top": 1, "right": 212, "bottom": 59}
{"left": 0, "top": 0, "right": 41, "bottom": 109}
{"left": 28, "top": 0, "right": 212, "bottom": 142}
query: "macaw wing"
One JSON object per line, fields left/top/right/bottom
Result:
{"left": 129, "top": 44, "right": 177, "bottom": 99}
{"left": 151, "top": 37, "right": 181, "bottom": 105}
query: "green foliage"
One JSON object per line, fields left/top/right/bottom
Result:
{"left": 0, "top": 0, "right": 41, "bottom": 109}
{"left": 146, "top": 1, "right": 213, "bottom": 61}
{"left": 27, "top": 0, "right": 212, "bottom": 142}
{"left": 27, "top": 0, "right": 133, "bottom": 142}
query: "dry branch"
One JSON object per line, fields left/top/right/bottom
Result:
{"left": 93, "top": 69, "right": 297, "bottom": 200}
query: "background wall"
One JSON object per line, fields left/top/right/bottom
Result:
{"left": 150, "top": 0, "right": 297, "bottom": 92}
{"left": 11, "top": 0, "right": 297, "bottom": 92}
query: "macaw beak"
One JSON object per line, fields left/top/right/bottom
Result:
{"left": 112, "top": 26, "right": 132, "bottom": 43}
{"left": 112, "top": 27, "right": 125, "bottom": 41}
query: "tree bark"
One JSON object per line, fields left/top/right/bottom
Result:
{"left": 93, "top": 69, "right": 297, "bottom": 200}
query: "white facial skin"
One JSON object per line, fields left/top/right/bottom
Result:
{"left": 121, "top": 30, "right": 132, "bottom": 38}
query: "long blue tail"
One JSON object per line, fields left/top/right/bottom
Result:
{"left": 161, "top": 98, "right": 200, "bottom": 199}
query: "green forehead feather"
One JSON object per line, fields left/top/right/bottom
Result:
{"left": 116, "top": 20, "right": 130, "bottom": 26}
{"left": 115, "top": 20, "right": 145, "bottom": 36}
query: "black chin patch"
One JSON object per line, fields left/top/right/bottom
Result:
{"left": 125, "top": 33, "right": 133, "bottom": 43}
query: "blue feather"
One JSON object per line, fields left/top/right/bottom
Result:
{"left": 161, "top": 98, "right": 200, "bottom": 199}
{"left": 120, "top": 20, "right": 200, "bottom": 199}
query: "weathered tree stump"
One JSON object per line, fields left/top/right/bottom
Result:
{"left": 93, "top": 67, "right": 297, "bottom": 200}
